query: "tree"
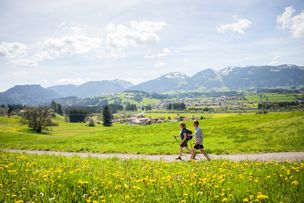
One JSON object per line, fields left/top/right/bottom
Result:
{"left": 50, "top": 101, "right": 63, "bottom": 115}
{"left": 21, "top": 107, "right": 55, "bottom": 133}
{"left": 102, "top": 105, "right": 112, "bottom": 126}
{"left": 125, "top": 103, "right": 137, "bottom": 111}
{"left": 166, "top": 103, "right": 186, "bottom": 110}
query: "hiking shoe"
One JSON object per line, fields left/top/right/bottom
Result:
{"left": 175, "top": 156, "right": 182, "bottom": 160}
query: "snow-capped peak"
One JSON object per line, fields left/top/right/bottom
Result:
{"left": 220, "top": 66, "right": 235, "bottom": 76}
{"left": 163, "top": 72, "right": 188, "bottom": 79}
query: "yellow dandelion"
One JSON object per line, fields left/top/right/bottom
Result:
{"left": 243, "top": 198, "right": 249, "bottom": 202}
{"left": 257, "top": 193, "right": 269, "bottom": 200}
{"left": 291, "top": 180, "right": 299, "bottom": 186}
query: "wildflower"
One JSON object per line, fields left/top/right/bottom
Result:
{"left": 15, "top": 201, "right": 23, "bottom": 203}
{"left": 243, "top": 198, "right": 249, "bottom": 202}
{"left": 257, "top": 193, "right": 269, "bottom": 200}
{"left": 291, "top": 180, "right": 299, "bottom": 186}
{"left": 78, "top": 180, "right": 89, "bottom": 186}
{"left": 222, "top": 197, "right": 228, "bottom": 202}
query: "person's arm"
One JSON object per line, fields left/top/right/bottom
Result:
{"left": 181, "top": 132, "right": 187, "bottom": 144}
{"left": 193, "top": 129, "right": 198, "bottom": 145}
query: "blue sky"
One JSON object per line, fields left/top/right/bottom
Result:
{"left": 0, "top": 0, "right": 304, "bottom": 91}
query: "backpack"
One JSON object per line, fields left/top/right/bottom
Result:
{"left": 186, "top": 129, "right": 193, "bottom": 140}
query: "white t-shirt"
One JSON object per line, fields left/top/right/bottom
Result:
{"left": 194, "top": 127, "right": 203, "bottom": 145}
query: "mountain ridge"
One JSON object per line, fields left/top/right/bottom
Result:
{"left": 0, "top": 64, "right": 304, "bottom": 105}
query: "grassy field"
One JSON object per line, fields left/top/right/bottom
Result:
{"left": 245, "top": 93, "right": 302, "bottom": 102}
{"left": 1, "top": 151, "right": 303, "bottom": 202}
{"left": 0, "top": 112, "right": 304, "bottom": 154}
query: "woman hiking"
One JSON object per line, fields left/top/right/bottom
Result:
{"left": 175, "top": 122, "right": 192, "bottom": 160}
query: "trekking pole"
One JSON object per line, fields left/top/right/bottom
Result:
{"left": 173, "top": 136, "right": 179, "bottom": 145}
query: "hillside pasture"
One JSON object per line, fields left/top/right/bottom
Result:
{"left": 0, "top": 112, "right": 303, "bottom": 154}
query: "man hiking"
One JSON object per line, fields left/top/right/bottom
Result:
{"left": 175, "top": 122, "right": 192, "bottom": 160}
{"left": 190, "top": 120, "right": 211, "bottom": 161}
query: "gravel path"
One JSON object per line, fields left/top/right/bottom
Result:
{"left": 2, "top": 149, "right": 304, "bottom": 162}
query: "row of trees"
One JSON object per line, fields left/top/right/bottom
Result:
{"left": 20, "top": 104, "right": 114, "bottom": 133}
{"left": 258, "top": 101, "right": 302, "bottom": 110}
{"left": 125, "top": 103, "right": 137, "bottom": 111}
{"left": 166, "top": 103, "right": 186, "bottom": 110}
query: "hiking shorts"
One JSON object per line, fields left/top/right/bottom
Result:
{"left": 180, "top": 141, "right": 188, "bottom": 148}
{"left": 194, "top": 144, "right": 204, "bottom": 149}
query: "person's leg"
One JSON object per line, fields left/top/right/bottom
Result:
{"left": 200, "top": 148, "right": 211, "bottom": 161}
{"left": 176, "top": 146, "right": 183, "bottom": 160}
{"left": 190, "top": 149, "right": 196, "bottom": 159}
{"left": 179, "top": 146, "right": 183, "bottom": 157}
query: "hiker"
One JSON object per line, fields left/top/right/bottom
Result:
{"left": 175, "top": 122, "right": 192, "bottom": 160}
{"left": 190, "top": 120, "right": 211, "bottom": 161}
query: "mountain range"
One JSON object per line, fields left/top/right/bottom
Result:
{"left": 0, "top": 64, "right": 303, "bottom": 105}
{"left": 130, "top": 64, "right": 304, "bottom": 92}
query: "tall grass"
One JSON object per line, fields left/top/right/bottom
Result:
{"left": 0, "top": 152, "right": 303, "bottom": 202}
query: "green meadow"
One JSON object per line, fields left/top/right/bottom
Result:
{"left": 0, "top": 112, "right": 303, "bottom": 154}
{"left": 0, "top": 152, "right": 303, "bottom": 203}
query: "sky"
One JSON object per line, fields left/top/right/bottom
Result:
{"left": 0, "top": 0, "right": 304, "bottom": 91}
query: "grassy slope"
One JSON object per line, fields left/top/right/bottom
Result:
{"left": 0, "top": 112, "right": 303, "bottom": 154}
{"left": 1, "top": 152, "right": 303, "bottom": 202}
{"left": 245, "top": 93, "right": 302, "bottom": 102}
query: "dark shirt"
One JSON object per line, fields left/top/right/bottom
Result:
{"left": 179, "top": 128, "right": 187, "bottom": 141}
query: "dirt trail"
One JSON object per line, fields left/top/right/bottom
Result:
{"left": 2, "top": 149, "right": 304, "bottom": 162}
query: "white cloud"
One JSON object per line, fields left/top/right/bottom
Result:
{"left": 0, "top": 22, "right": 167, "bottom": 65}
{"left": 154, "top": 61, "right": 166, "bottom": 67}
{"left": 41, "top": 26, "right": 101, "bottom": 56}
{"left": 217, "top": 16, "right": 252, "bottom": 34}
{"left": 8, "top": 51, "right": 51, "bottom": 66}
{"left": 0, "top": 26, "right": 101, "bottom": 66}
{"left": 144, "top": 48, "right": 171, "bottom": 59}
{"left": 105, "top": 21, "right": 166, "bottom": 57}
{"left": 269, "top": 56, "right": 280, "bottom": 65}
{"left": 182, "top": 58, "right": 190, "bottom": 63}
{"left": 277, "top": 6, "right": 304, "bottom": 38}
{"left": 0, "top": 42, "right": 27, "bottom": 59}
